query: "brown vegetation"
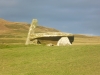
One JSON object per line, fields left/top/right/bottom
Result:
{"left": 0, "top": 18, "right": 59, "bottom": 35}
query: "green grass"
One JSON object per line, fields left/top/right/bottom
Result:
{"left": 0, "top": 44, "right": 100, "bottom": 75}
{"left": 0, "top": 38, "right": 25, "bottom": 44}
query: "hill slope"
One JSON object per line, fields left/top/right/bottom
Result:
{"left": 0, "top": 18, "right": 59, "bottom": 35}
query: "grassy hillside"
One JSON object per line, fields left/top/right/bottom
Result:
{"left": 0, "top": 18, "right": 59, "bottom": 35}
{"left": 0, "top": 44, "right": 100, "bottom": 75}
{"left": 0, "top": 19, "right": 59, "bottom": 44}
{"left": 73, "top": 34, "right": 100, "bottom": 45}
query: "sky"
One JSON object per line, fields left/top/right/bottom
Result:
{"left": 0, "top": 0, "right": 100, "bottom": 35}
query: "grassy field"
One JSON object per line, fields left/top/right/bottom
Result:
{"left": 0, "top": 19, "right": 100, "bottom": 75}
{"left": 0, "top": 44, "right": 100, "bottom": 75}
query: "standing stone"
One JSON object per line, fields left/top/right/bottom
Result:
{"left": 25, "top": 19, "right": 38, "bottom": 45}
{"left": 57, "top": 37, "right": 71, "bottom": 46}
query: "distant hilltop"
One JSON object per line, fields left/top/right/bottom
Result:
{"left": 0, "top": 18, "right": 59, "bottom": 35}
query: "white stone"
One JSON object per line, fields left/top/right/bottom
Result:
{"left": 57, "top": 37, "right": 71, "bottom": 46}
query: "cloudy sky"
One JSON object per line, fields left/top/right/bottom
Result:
{"left": 0, "top": 0, "right": 100, "bottom": 35}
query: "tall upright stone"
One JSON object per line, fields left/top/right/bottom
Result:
{"left": 25, "top": 19, "right": 38, "bottom": 45}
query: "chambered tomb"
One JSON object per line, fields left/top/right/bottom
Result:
{"left": 25, "top": 19, "right": 74, "bottom": 46}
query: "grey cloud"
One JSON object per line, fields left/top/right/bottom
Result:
{"left": 0, "top": 0, "right": 18, "bottom": 7}
{"left": 0, "top": 0, "right": 100, "bottom": 35}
